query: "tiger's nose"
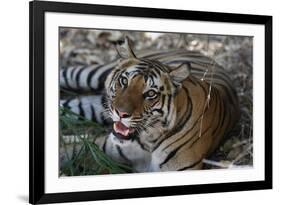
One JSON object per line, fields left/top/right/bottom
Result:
{"left": 116, "top": 109, "right": 131, "bottom": 118}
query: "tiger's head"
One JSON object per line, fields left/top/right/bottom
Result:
{"left": 105, "top": 37, "right": 190, "bottom": 141}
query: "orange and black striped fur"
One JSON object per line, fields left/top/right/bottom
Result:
{"left": 92, "top": 38, "right": 239, "bottom": 172}
{"left": 61, "top": 37, "right": 240, "bottom": 172}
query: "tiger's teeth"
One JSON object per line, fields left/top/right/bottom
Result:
{"left": 113, "top": 121, "right": 130, "bottom": 136}
{"left": 129, "top": 128, "right": 135, "bottom": 133}
{"left": 124, "top": 129, "right": 129, "bottom": 136}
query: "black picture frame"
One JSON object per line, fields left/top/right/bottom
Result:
{"left": 29, "top": 0, "right": 272, "bottom": 204}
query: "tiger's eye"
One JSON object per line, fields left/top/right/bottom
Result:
{"left": 119, "top": 77, "right": 128, "bottom": 86}
{"left": 145, "top": 90, "right": 158, "bottom": 99}
{"left": 148, "top": 90, "right": 156, "bottom": 97}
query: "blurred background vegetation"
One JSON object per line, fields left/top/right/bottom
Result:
{"left": 59, "top": 28, "right": 253, "bottom": 176}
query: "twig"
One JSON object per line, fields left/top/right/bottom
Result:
{"left": 198, "top": 37, "right": 227, "bottom": 139}
{"left": 231, "top": 144, "right": 253, "bottom": 165}
{"left": 203, "top": 159, "right": 237, "bottom": 168}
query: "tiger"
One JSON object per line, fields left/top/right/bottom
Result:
{"left": 60, "top": 37, "right": 240, "bottom": 172}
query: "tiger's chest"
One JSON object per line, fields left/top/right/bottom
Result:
{"left": 105, "top": 133, "right": 152, "bottom": 172}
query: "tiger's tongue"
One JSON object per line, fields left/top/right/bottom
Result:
{"left": 113, "top": 121, "right": 130, "bottom": 136}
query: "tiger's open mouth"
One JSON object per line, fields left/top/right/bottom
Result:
{"left": 113, "top": 121, "right": 136, "bottom": 140}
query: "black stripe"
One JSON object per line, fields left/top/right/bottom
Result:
{"left": 134, "top": 136, "right": 148, "bottom": 151}
{"left": 161, "top": 112, "right": 214, "bottom": 168}
{"left": 102, "top": 139, "right": 107, "bottom": 153}
{"left": 78, "top": 102, "right": 85, "bottom": 119}
{"left": 140, "top": 59, "right": 167, "bottom": 73}
{"left": 149, "top": 76, "right": 155, "bottom": 85}
{"left": 177, "top": 159, "right": 203, "bottom": 170}
{"left": 192, "top": 71, "right": 235, "bottom": 99}
{"left": 152, "top": 66, "right": 162, "bottom": 75}
{"left": 155, "top": 88, "right": 192, "bottom": 150}
{"left": 149, "top": 70, "right": 158, "bottom": 78}
{"left": 148, "top": 137, "right": 158, "bottom": 144}
{"left": 97, "top": 67, "right": 113, "bottom": 91}
{"left": 181, "top": 90, "right": 219, "bottom": 151}
{"left": 188, "top": 76, "right": 197, "bottom": 86}
{"left": 212, "top": 89, "right": 224, "bottom": 135}
{"left": 109, "top": 70, "right": 121, "bottom": 91}
{"left": 143, "top": 50, "right": 188, "bottom": 60}
{"left": 135, "top": 65, "right": 147, "bottom": 70}
{"left": 62, "top": 98, "right": 72, "bottom": 109}
{"left": 151, "top": 85, "right": 158, "bottom": 90}
{"left": 75, "top": 66, "right": 85, "bottom": 89}
{"left": 197, "top": 80, "right": 208, "bottom": 98}
{"left": 70, "top": 66, "right": 77, "bottom": 80}
{"left": 160, "top": 95, "right": 166, "bottom": 110}
{"left": 101, "top": 94, "right": 107, "bottom": 105}
{"left": 62, "top": 69, "right": 70, "bottom": 88}
{"left": 167, "top": 94, "right": 172, "bottom": 114}
{"left": 218, "top": 98, "right": 226, "bottom": 133}
{"left": 165, "top": 59, "right": 213, "bottom": 67}
{"left": 214, "top": 82, "right": 236, "bottom": 105}
{"left": 141, "top": 51, "right": 172, "bottom": 59}
{"left": 153, "top": 87, "right": 192, "bottom": 151}
{"left": 142, "top": 51, "right": 221, "bottom": 69}
{"left": 132, "top": 71, "right": 142, "bottom": 80}
{"left": 116, "top": 145, "right": 132, "bottom": 165}
{"left": 90, "top": 105, "right": 97, "bottom": 122}
{"left": 223, "top": 108, "right": 231, "bottom": 133}
{"left": 159, "top": 130, "right": 199, "bottom": 168}
{"left": 151, "top": 108, "right": 164, "bottom": 115}
{"left": 154, "top": 62, "right": 168, "bottom": 72}
{"left": 192, "top": 71, "right": 231, "bottom": 85}
{"left": 191, "top": 67, "right": 230, "bottom": 79}
{"left": 150, "top": 99, "right": 160, "bottom": 108}
{"left": 137, "top": 62, "right": 148, "bottom": 67}
{"left": 86, "top": 66, "right": 101, "bottom": 91}
{"left": 187, "top": 90, "right": 220, "bottom": 149}
{"left": 161, "top": 102, "right": 205, "bottom": 152}
{"left": 188, "top": 124, "right": 213, "bottom": 149}
{"left": 108, "top": 70, "right": 118, "bottom": 88}
{"left": 163, "top": 94, "right": 172, "bottom": 126}
{"left": 101, "top": 94, "right": 112, "bottom": 125}
{"left": 212, "top": 88, "right": 218, "bottom": 114}
{"left": 143, "top": 75, "right": 148, "bottom": 82}
{"left": 101, "top": 113, "right": 110, "bottom": 126}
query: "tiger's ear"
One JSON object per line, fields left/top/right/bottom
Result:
{"left": 116, "top": 36, "right": 137, "bottom": 59}
{"left": 169, "top": 63, "right": 191, "bottom": 85}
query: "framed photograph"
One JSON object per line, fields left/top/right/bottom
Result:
{"left": 29, "top": 0, "right": 272, "bottom": 204}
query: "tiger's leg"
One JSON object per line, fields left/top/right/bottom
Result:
{"left": 149, "top": 151, "right": 204, "bottom": 172}
{"left": 150, "top": 136, "right": 208, "bottom": 172}
{"left": 188, "top": 162, "right": 203, "bottom": 170}
{"left": 60, "top": 64, "right": 114, "bottom": 93}
{"left": 95, "top": 133, "right": 152, "bottom": 172}
{"left": 60, "top": 94, "right": 111, "bottom": 125}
